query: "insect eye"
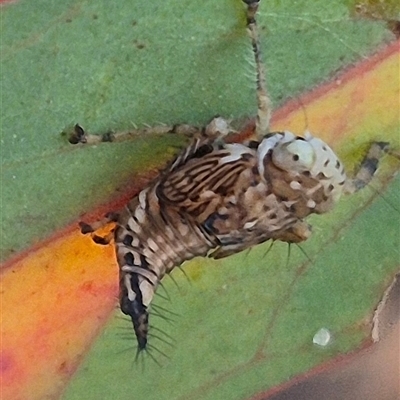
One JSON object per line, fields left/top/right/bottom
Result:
{"left": 272, "top": 139, "right": 315, "bottom": 172}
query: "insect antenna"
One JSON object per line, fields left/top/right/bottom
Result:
{"left": 293, "top": 94, "right": 310, "bottom": 134}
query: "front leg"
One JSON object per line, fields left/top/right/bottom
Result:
{"left": 344, "top": 141, "right": 399, "bottom": 194}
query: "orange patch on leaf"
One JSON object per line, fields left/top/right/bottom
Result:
{"left": 1, "top": 232, "right": 117, "bottom": 400}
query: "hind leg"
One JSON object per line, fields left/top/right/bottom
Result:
{"left": 68, "top": 116, "right": 239, "bottom": 146}
{"left": 67, "top": 123, "right": 202, "bottom": 145}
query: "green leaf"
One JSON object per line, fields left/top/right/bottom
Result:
{"left": 1, "top": 1, "right": 399, "bottom": 400}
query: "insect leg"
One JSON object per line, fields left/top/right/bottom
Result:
{"left": 271, "top": 220, "right": 312, "bottom": 244}
{"left": 67, "top": 123, "right": 201, "bottom": 145}
{"left": 79, "top": 212, "right": 119, "bottom": 245}
{"left": 344, "top": 141, "right": 398, "bottom": 194}
{"left": 243, "top": 0, "right": 272, "bottom": 139}
{"left": 203, "top": 116, "right": 237, "bottom": 140}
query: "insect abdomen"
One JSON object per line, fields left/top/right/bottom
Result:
{"left": 114, "top": 184, "right": 216, "bottom": 349}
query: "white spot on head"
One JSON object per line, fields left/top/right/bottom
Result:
{"left": 272, "top": 137, "right": 315, "bottom": 173}
{"left": 306, "top": 136, "right": 346, "bottom": 202}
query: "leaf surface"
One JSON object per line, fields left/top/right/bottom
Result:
{"left": 1, "top": 1, "right": 399, "bottom": 400}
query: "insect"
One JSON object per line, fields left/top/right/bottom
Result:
{"left": 69, "top": 0, "right": 395, "bottom": 354}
